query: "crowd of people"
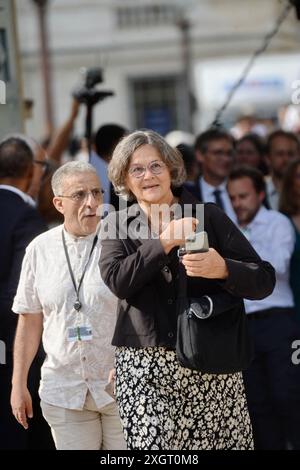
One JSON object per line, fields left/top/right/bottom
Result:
{"left": 1, "top": 99, "right": 300, "bottom": 450}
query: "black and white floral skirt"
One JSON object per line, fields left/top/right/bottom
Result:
{"left": 115, "top": 346, "right": 253, "bottom": 450}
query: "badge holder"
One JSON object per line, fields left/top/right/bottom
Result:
{"left": 68, "top": 326, "right": 93, "bottom": 342}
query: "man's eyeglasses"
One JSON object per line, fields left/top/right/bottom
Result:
{"left": 205, "top": 149, "right": 235, "bottom": 159}
{"left": 271, "top": 150, "right": 298, "bottom": 158}
{"left": 58, "top": 189, "right": 105, "bottom": 203}
{"left": 128, "top": 160, "right": 166, "bottom": 179}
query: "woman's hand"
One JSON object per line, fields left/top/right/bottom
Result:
{"left": 159, "top": 218, "right": 199, "bottom": 254}
{"left": 181, "top": 248, "right": 229, "bottom": 279}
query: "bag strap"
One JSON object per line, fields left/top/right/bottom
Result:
{"left": 178, "top": 261, "right": 188, "bottom": 300}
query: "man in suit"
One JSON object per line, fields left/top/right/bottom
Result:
{"left": 0, "top": 136, "right": 54, "bottom": 449}
{"left": 184, "top": 128, "right": 237, "bottom": 222}
{"left": 228, "top": 165, "right": 300, "bottom": 450}
{"left": 265, "top": 130, "right": 300, "bottom": 210}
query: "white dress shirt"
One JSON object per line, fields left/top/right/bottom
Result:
{"left": 199, "top": 177, "right": 237, "bottom": 223}
{"left": 240, "top": 206, "right": 295, "bottom": 314}
{"left": 265, "top": 176, "right": 279, "bottom": 210}
{"left": 13, "top": 224, "right": 118, "bottom": 410}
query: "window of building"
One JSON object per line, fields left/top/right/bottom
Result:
{"left": 131, "top": 76, "right": 185, "bottom": 136}
{"left": 116, "top": 4, "right": 181, "bottom": 28}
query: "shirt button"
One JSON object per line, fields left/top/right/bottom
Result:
{"left": 85, "top": 378, "right": 89, "bottom": 382}
{"left": 168, "top": 332, "right": 174, "bottom": 338}
{"left": 167, "top": 299, "right": 173, "bottom": 304}
{"left": 78, "top": 254, "right": 82, "bottom": 259}
{"left": 82, "top": 356, "right": 86, "bottom": 362}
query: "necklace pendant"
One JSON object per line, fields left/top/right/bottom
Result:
{"left": 74, "top": 300, "right": 82, "bottom": 311}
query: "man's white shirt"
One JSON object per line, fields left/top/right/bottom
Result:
{"left": 13, "top": 224, "right": 118, "bottom": 410}
{"left": 240, "top": 206, "right": 295, "bottom": 313}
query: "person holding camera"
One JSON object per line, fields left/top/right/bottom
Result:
{"left": 99, "top": 129, "right": 275, "bottom": 450}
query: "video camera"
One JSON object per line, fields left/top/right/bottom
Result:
{"left": 72, "top": 67, "right": 114, "bottom": 106}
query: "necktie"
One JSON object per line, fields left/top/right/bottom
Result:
{"left": 212, "top": 189, "right": 224, "bottom": 210}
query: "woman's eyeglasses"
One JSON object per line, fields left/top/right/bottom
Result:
{"left": 128, "top": 161, "right": 166, "bottom": 179}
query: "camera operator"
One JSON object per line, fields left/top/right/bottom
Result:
{"left": 44, "top": 68, "right": 127, "bottom": 208}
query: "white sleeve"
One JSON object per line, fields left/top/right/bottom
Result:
{"left": 267, "top": 215, "right": 295, "bottom": 277}
{"left": 12, "top": 244, "right": 42, "bottom": 314}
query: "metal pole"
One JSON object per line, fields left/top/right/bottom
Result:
{"left": 177, "top": 17, "right": 193, "bottom": 133}
{"left": 32, "top": 0, "right": 54, "bottom": 136}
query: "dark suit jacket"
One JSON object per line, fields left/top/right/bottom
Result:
{"left": 0, "top": 189, "right": 47, "bottom": 352}
{"left": 0, "top": 189, "right": 54, "bottom": 450}
{"left": 100, "top": 188, "right": 275, "bottom": 373}
{"left": 183, "top": 180, "right": 203, "bottom": 202}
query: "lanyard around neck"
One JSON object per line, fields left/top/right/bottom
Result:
{"left": 62, "top": 230, "right": 98, "bottom": 311}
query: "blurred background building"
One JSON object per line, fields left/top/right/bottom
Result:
{"left": 0, "top": 0, "right": 23, "bottom": 136}
{"left": 2, "top": 0, "right": 300, "bottom": 140}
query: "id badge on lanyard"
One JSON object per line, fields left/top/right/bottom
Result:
{"left": 67, "top": 326, "right": 93, "bottom": 342}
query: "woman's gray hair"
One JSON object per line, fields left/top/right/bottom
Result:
{"left": 108, "top": 129, "right": 186, "bottom": 200}
{"left": 51, "top": 161, "right": 98, "bottom": 196}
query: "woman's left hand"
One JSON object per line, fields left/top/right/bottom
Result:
{"left": 182, "top": 248, "right": 229, "bottom": 279}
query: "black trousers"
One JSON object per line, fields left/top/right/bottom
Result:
{"left": 243, "top": 307, "right": 300, "bottom": 450}
{"left": 0, "top": 352, "right": 55, "bottom": 450}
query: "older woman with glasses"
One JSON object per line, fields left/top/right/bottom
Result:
{"left": 100, "top": 129, "right": 275, "bottom": 450}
